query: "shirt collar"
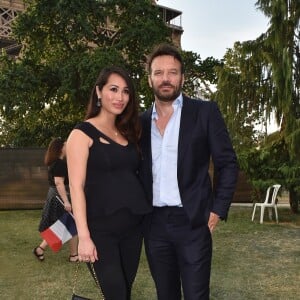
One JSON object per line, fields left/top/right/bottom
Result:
{"left": 152, "top": 93, "right": 183, "bottom": 120}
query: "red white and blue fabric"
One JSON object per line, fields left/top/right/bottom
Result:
{"left": 40, "top": 212, "right": 77, "bottom": 252}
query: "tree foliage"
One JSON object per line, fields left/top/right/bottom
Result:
{"left": 0, "top": 0, "right": 170, "bottom": 146}
{"left": 256, "top": 0, "right": 300, "bottom": 157}
{"left": 215, "top": 0, "right": 300, "bottom": 211}
{"left": 181, "top": 51, "right": 221, "bottom": 99}
{"left": 0, "top": 0, "right": 220, "bottom": 147}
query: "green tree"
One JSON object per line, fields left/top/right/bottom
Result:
{"left": 215, "top": 0, "right": 300, "bottom": 212}
{"left": 181, "top": 51, "right": 221, "bottom": 99}
{"left": 253, "top": 0, "right": 300, "bottom": 211}
{"left": 215, "top": 40, "right": 270, "bottom": 153}
{"left": 256, "top": 0, "right": 300, "bottom": 156}
{"left": 0, "top": 0, "right": 221, "bottom": 147}
{"left": 0, "top": 0, "right": 170, "bottom": 146}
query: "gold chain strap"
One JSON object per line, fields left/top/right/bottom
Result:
{"left": 73, "top": 262, "right": 105, "bottom": 300}
{"left": 90, "top": 263, "right": 105, "bottom": 299}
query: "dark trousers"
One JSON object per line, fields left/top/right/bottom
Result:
{"left": 89, "top": 209, "right": 143, "bottom": 300}
{"left": 144, "top": 207, "right": 212, "bottom": 300}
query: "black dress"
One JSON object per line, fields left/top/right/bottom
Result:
{"left": 38, "top": 159, "right": 68, "bottom": 232}
{"left": 75, "top": 122, "right": 152, "bottom": 300}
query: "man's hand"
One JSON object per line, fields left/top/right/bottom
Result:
{"left": 208, "top": 212, "right": 220, "bottom": 233}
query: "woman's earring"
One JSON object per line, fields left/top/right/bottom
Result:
{"left": 96, "top": 98, "right": 101, "bottom": 108}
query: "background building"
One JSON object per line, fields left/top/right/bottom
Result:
{"left": 0, "top": 0, "right": 183, "bottom": 58}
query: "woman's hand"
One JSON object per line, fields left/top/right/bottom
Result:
{"left": 64, "top": 201, "right": 72, "bottom": 212}
{"left": 78, "top": 237, "right": 98, "bottom": 263}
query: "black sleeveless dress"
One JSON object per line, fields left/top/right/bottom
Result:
{"left": 75, "top": 122, "right": 152, "bottom": 228}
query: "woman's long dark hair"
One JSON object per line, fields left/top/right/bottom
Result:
{"left": 85, "top": 66, "right": 141, "bottom": 145}
{"left": 44, "top": 138, "right": 64, "bottom": 166}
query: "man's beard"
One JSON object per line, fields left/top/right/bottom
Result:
{"left": 152, "top": 82, "right": 181, "bottom": 102}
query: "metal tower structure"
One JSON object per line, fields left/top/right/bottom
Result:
{"left": 0, "top": 0, "right": 183, "bottom": 57}
{"left": 0, "top": 0, "right": 25, "bottom": 56}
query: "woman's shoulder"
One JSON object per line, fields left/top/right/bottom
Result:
{"left": 68, "top": 121, "right": 96, "bottom": 143}
{"left": 74, "top": 121, "right": 91, "bottom": 130}
{"left": 74, "top": 121, "right": 101, "bottom": 138}
{"left": 49, "top": 159, "right": 67, "bottom": 177}
{"left": 52, "top": 158, "right": 66, "bottom": 168}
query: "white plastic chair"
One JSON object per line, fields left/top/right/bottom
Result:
{"left": 251, "top": 184, "right": 281, "bottom": 224}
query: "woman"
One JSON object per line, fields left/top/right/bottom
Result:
{"left": 33, "top": 138, "right": 78, "bottom": 262}
{"left": 66, "top": 66, "right": 151, "bottom": 299}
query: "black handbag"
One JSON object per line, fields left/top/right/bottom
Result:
{"left": 71, "top": 262, "right": 105, "bottom": 300}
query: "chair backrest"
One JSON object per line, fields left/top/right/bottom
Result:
{"left": 264, "top": 184, "right": 281, "bottom": 204}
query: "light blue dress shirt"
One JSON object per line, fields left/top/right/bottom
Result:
{"left": 151, "top": 94, "right": 183, "bottom": 207}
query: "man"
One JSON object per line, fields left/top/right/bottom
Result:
{"left": 139, "top": 43, "right": 238, "bottom": 300}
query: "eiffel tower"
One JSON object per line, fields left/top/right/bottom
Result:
{"left": 0, "top": 0, "right": 25, "bottom": 56}
{"left": 0, "top": 0, "right": 183, "bottom": 58}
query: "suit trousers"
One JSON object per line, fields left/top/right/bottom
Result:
{"left": 144, "top": 207, "right": 212, "bottom": 300}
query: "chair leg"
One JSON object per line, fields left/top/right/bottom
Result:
{"left": 274, "top": 206, "right": 278, "bottom": 223}
{"left": 260, "top": 206, "right": 265, "bottom": 224}
{"left": 251, "top": 205, "right": 257, "bottom": 221}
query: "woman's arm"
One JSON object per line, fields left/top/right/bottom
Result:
{"left": 54, "top": 176, "right": 71, "bottom": 212}
{"left": 66, "top": 129, "right": 98, "bottom": 262}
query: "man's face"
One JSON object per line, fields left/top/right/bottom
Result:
{"left": 148, "top": 55, "right": 184, "bottom": 102}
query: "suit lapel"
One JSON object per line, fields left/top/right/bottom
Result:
{"left": 178, "top": 97, "right": 196, "bottom": 169}
{"left": 142, "top": 107, "right": 153, "bottom": 171}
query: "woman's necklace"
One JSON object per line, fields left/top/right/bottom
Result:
{"left": 99, "top": 125, "right": 119, "bottom": 137}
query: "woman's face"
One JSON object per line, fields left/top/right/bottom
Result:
{"left": 96, "top": 73, "right": 130, "bottom": 116}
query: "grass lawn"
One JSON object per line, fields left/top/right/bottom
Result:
{"left": 0, "top": 206, "right": 299, "bottom": 299}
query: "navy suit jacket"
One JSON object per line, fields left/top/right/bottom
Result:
{"left": 139, "top": 96, "right": 239, "bottom": 228}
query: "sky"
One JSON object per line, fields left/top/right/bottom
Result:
{"left": 157, "top": 0, "right": 269, "bottom": 59}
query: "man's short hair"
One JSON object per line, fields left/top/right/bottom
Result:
{"left": 147, "top": 43, "right": 185, "bottom": 74}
